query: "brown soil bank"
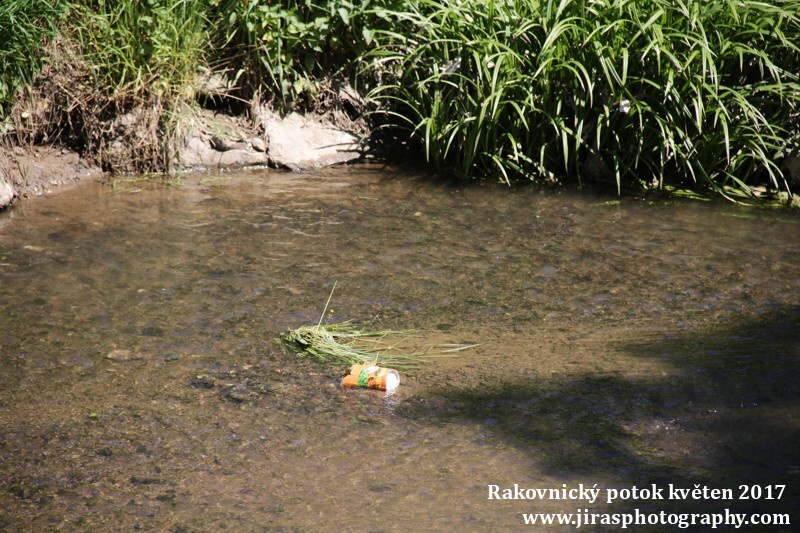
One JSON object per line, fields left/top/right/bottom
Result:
{"left": 0, "top": 103, "right": 368, "bottom": 209}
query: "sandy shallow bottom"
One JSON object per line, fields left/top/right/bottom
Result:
{"left": 1, "top": 165, "right": 798, "bottom": 531}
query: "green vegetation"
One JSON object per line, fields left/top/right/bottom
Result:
{"left": 283, "top": 322, "right": 439, "bottom": 370}
{"left": 208, "top": 0, "right": 398, "bottom": 107}
{"left": 0, "top": 0, "right": 68, "bottom": 120}
{"left": 2, "top": 0, "right": 799, "bottom": 200}
{"left": 282, "top": 317, "right": 477, "bottom": 370}
{"left": 68, "top": 0, "right": 210, "bottom": 170}
{"left": 75, "top": 0, "right": 208, "bottom": 101}
{"left": 367, "top": 0, "right": 800, "bottom": 198}
{"left": 283, "top": 283, "right": 476, "bottom": 369}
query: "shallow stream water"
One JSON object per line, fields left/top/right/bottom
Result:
{"left": 1, "top": 165, "right": 798, "bottom": 531}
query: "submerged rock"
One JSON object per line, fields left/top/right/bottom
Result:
{"left": 223, "top": 384, "right": 251, "bottom": 403}
{"left": 191, "top": 374, "right": 217, "bottom": 389}
{"left": 129, "top": 476, "right": 164, "bottom": 485}
{"left": 105, "top": 349, "right": 145, "bottom": 362}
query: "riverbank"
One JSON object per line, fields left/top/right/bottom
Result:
{"left": 2, "top": 0, "right": 799, "bottom": 209}
{"left": 0, "top": 101, "right": 369, "bottom": 209}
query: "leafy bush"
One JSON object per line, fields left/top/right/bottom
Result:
{"left": 368, "top": 0, "right": 800, "bottom": 197}
{"left": 5, "top": 0, "right": 799, "bottom": 198}
{"left": 209, "top": 0, "right": 403, "bottom": 108}
{"left": 0, "top": 0, "right": 69, "bottom": 117}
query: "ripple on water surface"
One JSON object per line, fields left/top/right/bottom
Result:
{"left": 1, "top": 165, "right": 799, "bottom": 530}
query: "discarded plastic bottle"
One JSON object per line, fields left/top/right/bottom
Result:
{"left": 341, "top": 364, "right": 400, "bottom": 391}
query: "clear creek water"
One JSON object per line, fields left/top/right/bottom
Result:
{"left": 1, "top": 165, "right": 798, "bottom": 531}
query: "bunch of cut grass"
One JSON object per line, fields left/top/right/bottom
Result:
{"left": 282, "top": 321, "right": 474, "bottom": 370}
{"left": 282, "top": 283, "right": 475, "bottom": 370}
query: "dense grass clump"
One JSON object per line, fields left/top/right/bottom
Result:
{"left": 368, "top": 0, "right": 800, "bottom": 197}
{"left": 75, "top": 0, "right": 209, "bottom": 101}
{"left": 0, "top": 0, "right": 69, "bottom": 121}
{"left": 66, "top": 0, "right": 211, "bottom": 170}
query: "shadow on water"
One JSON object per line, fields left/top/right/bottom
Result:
{"left": 2, "top": 167, "right": 799, "bottom": 530}
{"left": 412, "top": 305, "right": 800, "bottom": 516}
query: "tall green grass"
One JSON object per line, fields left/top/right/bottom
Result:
{"left": 208, "top": 0, "right": 402, "bottom": 109}
{"left": 4, "top": 0, "right": 799, "bottom": 198}
{"left": 64, "top": 0, "right": 211, "bottom": 171}
{"left": 367, "top": 0, "right": 800, "bottom": 197}
{"left": 0, "top": 0, "right": 69, "bottom": 119}
{"left": 75, "top": 0, "right": 209, "bottom": 102}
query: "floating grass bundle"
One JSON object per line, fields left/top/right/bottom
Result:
{"left": 283, "top": 321, "right": 474, "bottom": 370}
{"left": 282, "top": 283, "right": 476, "bottom": 370}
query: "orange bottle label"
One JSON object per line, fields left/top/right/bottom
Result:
{"left": 341, "top": 364, "right": 400, "bottom": 390}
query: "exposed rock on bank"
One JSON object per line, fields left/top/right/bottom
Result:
{"left": 179, "top": 135, "right": 270, "bottom": 169}
{"left": 176, "top": 107, "right": 365, "bottom": 172}
{"left": 0, "top": 108, "right": 367, "bottom": 209}
{"left": 0, "top": 177, "right": 13, "bottom": 208}
{"left": 262, "top": 110, "right": 364, "bottom": 171}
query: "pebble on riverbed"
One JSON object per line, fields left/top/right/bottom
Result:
{"left": 191, "top": 374, "right": 217, "bottom": 389}
{"left": 223, "top": 385, "right": 251, "bottom": 403}
{"left": 105, "top": 349, "right": 145, "bottom": 362}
